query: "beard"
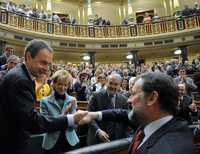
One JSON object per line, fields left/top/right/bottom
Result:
{"left": 128, "top": 107, "right": 136, "bottom": 121}
{"left": 128, "top": 107, "right": 144, "bottom": 125}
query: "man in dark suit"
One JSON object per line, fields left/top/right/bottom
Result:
{"left": 0, "top": 55, "right": 20, "bottom": 82}
{"left": 0, "top": 39, "right": 88, "bottom": 154}
{"left": 73, "top": 71, "right": 90, "bottom": 101}
{"left": 174, "top": 67, "right": 197, "bottom": 96}
{"left": 176, "top": 83, "right": 193, "bottom": 123}
{"left": 81, "top": 72, "right": 193, "bottom": 154}
{"left": 0, "top": 45, "right": 13, "bottom": 70}
{"left": 87, "top": 73, "right": 128, "bottom": 145}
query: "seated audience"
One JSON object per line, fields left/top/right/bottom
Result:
{"left": 90, "top": 68, "right": 103, "bottom": 85}
{"left": 122, "top": 68, "right": 130, "bottom": 80}
{"left": 182, "top": 5, "right": 193, "bottom": 16}
{"left": 0, "top": 55, "right": 20, "bottom": 81}
{"left": 73, "top": 71, "right": 90, "bottom": 101}
{"left": 91, "top": 73, "right": 106, "bottom": 92}
{"left": 176, "top": 83, "right": 193, "bottom": 123}
{"left": 87, "top": 73, "right": 128, "bottom": 145}
{"left": 193, "top": 2, "right": 200, "bottom": 15}
{"left": 143, "top": 12, "right": 152, "bottom": 23}
{"left": 6, "top": 1, "right": 16, "bottom": 12}
{"left": 35, "top": 74, "right": 51, "bottom": 108}
{"left": 0, "top": 45, "right": 14, "bottom": 70}
{"left": 52, "top": 13, "right": 61, "bottom": 23}
{"left": 120, "top": 78, "right": 129, "bottom": 97}
{"left": 152, "top": 13, "right": 160, "bottom": 22}
{"left": 122, "top": 18, "right": 129, "bottom": 25}
{"left": 174, "top": 67, "right": 197, "bottom": 96}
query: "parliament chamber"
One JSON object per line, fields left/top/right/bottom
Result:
{"left": 0, "top": 0, "right": 200, "bottom": 154}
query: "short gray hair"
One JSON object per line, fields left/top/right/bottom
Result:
{"left": 24, "top": 39, "right": 53, "bottom": 59}
{"left": 107, "top": 73, "right": 122, "bottom": 82}
{"left": 129, "top": 76, "right": 136, "bottom": 89}
{"left": 7, "top": 55, "right": 20, "bottom": 63}
{"left": 51, "top": 70, "right": 72, "bottom": 83}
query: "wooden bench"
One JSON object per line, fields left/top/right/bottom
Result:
{"left": 35, "top": 100, "right": 89, "bottom": 111}
{"left": 77, "top": 101, "right": 89, "bottom": 110}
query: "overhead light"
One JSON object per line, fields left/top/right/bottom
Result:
{"left": 83, "top": 55, "right": 90, "bottom": 61}
{"left": 174, "top": 49, "right": 182, "bottom": 55}
{"left": 126, "top": 54, "right": 133, "bottom": 59}
{"left": 95, "top": 2, "right": 102, "bottom": 4}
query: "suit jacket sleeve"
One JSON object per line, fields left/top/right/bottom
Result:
{"left": 10, "top": 78, "right": 69, "bottom": 134}
{"left": 185, "top": 78, "right": 197, "bottom": 90}
{"left": 102, "top": 109, "right": 129, "bottom": 122}
{"left": 102, "top": 109, "right": 139, "bottom": 128}
{"left": 87, "top": 93, "right": 101, "bottom": 131}
{"left": 40, "top": 98, "right": 49, "bottom": 116}
{"left": 74, "top": 81, "right": 86, "bottom": 93}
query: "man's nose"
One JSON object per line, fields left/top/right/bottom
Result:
{"left": 110, "top": 84, "right": 116, "bottom": 89}
{"left": 59, "top": 86, "right": 65, "bottom": 92}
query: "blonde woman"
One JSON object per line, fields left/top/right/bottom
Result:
{"left": 40, "top": 70, "right": 79, "bottom": 154}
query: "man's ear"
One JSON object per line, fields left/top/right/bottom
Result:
{"left": 52, "top": 82, "right": 55, "bottom": 90}
{"left": 147, "top": 91, "right": 159, "bottom": 106}
{"left": 25, "top": 52, "right": 31, "bottom": 61}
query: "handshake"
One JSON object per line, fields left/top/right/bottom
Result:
{"left": 73, "top": 110, "right": 100, "bottom": 125}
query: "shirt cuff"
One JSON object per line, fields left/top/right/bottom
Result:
{"left": 97, "top": 111, "right": 102, "bottom": 121}
{"left": 95, "top": 128, "right": 101, "bottom": 137}
{"left": 67, "top": 114, "right": 77, "bottom": 129}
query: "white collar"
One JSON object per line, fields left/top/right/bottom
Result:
{"left": 138, "top": 115, "right": 173, "bottom": 148}
{"left": 24, "top": 62, "right": 36, "bottom": 81}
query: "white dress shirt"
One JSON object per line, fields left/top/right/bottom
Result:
{"left": 138, "top": 115, "right": 173, "bottom": 149}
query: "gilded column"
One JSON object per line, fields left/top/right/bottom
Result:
{"left": 88, "top": 52, "right": 95, "bottom": 68}
{"left": 162, "top": 0, "right": 168, "bottom": 16}
{"left": 86, "top": 0, "right": 92, "bottom": 25}
{"left": 179, "top": 46, "right": 188, "bottom": 63}
{"left": 0, "top": 41, "right": 6, "bottom": 55}
{"left": 119, "top": 0, "right": 123, "bottom": 24}
{"left": 46, "top": 0, "right": 52, "bottom": 14}
{"left": 128, "top": 0, "right": 134, "bottom": 24}
{"left": 131, "top": 50, "right": 139, "bottom": 66}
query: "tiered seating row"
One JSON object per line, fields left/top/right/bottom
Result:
{"left": 1, "top": 9, "right": 200, "bottom": 38}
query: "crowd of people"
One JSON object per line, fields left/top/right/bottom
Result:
{"left": 1, "top": 1, "right": 200, "bottom": 27}
{"left": 0, "top": 39, "right": 199, "bottom": 154}
{"left": 0, "top": 1, "right": 78, "bottom": 25}
{"left": 175, "top": 3, "right": 200, "bottom": 18}
{"left": 123, "top": 2, "right": 200, "bottom": 25}
{"left": 0, "top": 1, "right": 200, "bottom": 154}
{"left": 88, "top": 14, "right": 111, "bottom": 26}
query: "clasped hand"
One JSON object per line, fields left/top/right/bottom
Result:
{"left": 73, "top": 111, "right": 99, "bottom": 125}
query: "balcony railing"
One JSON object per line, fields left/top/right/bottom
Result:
{"left": 0, "top": 9, "right": 200, "bottom": 38}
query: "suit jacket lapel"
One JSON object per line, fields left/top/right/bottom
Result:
{"left": 61, "top": 94, "right": 72, "bottom": 114}
{"left": 21, "top": 63, "right": 32, "bottom": 81}
{"left": 48, "top": 94, "right": 62, "bottom": 112}
{"left": 21, "top": 63, "right": 36, "bottom": 99}
{"left": 102, "top": 90, "right": 112, "bottom": 109}
{"left": 115, "top": 93, "right": 122, "bottom": 108}
{"left": 134, "top": 118, "right": 182, "bottom": 154}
